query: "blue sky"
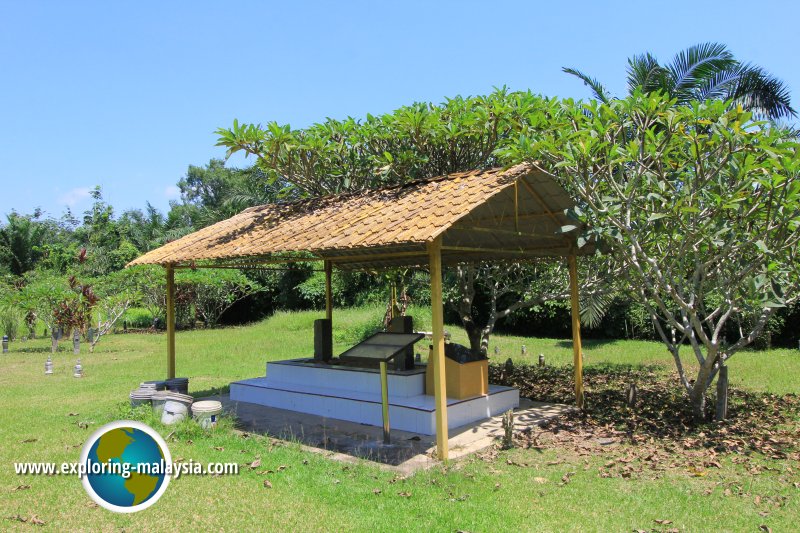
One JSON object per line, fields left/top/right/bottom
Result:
{"left": 1, "top": 0, "right": 798, "bottom": 219}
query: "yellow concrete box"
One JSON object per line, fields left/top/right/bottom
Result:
{"left": 425, "top": 357, "right": 489, "bottom": 400}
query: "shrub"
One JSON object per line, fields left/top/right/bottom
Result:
{"left": 124, "top": 307, "right": 154, "bottom": 328}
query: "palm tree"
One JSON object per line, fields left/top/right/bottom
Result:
{"left": 564, "top": 42, "right": 795, "bottom": 120}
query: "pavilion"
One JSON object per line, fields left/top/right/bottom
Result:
{"left": 128, "top": 162, "right": 589, "bottom": 460}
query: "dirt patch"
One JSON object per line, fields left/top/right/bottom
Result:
{"left": 489, "top": 362, "right": 800, "bottom": 478}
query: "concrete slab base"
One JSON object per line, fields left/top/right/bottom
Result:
{"left": 206, "top": 394, "right": 574, "bottom": 473}
{"left": 229, "top": 359, "right": 519, "bottom": 434}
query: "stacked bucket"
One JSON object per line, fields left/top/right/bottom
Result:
{"left": 165, "top": 377, "right": 189, "bottom": 395}
{"left": 127, "top": 377, "right": 221, "bottom": 428}
{"left": 160, "top": 392, "right": 194, "bottom": 424}
{"left": 129, "top": 381, "right": 163, "bottom": 406}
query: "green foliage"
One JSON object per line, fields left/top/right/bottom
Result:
{"left": 122, "top": 307, "right": 154, "bottom": 328}
{"left": 564, "top": 42, "right": 796, "bottom": 120}
{"left": 0, "top": 302, "right": 21, "bottom": 339}
{"left": 216, "top": 88, "right": 559, "bottom": 196}
{"left": 499, "top": 90, "right": 800, "bottom": 415}
{"left": 0, "top": 211, "right": 52, "bottom": 275}
{"left": 175, "top": 268, "right": 263, "bottom": 327}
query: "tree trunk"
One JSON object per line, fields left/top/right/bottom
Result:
{"left": 689, "top": 361, "right": 718, "bottom": 422}
{"left": 689, "top": 389, "right": 706, "bottom": 422}
{"left": 464, "top": 321, "right": 483, "bottom": 357}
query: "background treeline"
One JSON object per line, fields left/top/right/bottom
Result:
{"left": 1, "top": 156, "right": 796, "bottom": 347}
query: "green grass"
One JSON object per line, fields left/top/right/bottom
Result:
{"left": 1, "top": 306, "right": 798, "bottom": 531}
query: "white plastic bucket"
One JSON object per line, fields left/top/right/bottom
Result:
{"left": 161, "top": 394, "right": 193, "bottom": 425}
{"left": 130, "top": 387, "right": 155, "bottom": 407}
{"left": 151, "top": 391, "right": 171, "bottom": 416}
{"left": 191, "top": 400, "right": 223, "bottom": 429}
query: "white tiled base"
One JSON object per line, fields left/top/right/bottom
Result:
{"left": 229, "top": 359, "right": 519, "bottom": 435}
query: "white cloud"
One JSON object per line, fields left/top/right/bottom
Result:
{"left": 164, "top": 185, "right": 181, "bottom": 200}
{"left": 58, "top": 187, "right": 92, "bottom": 208}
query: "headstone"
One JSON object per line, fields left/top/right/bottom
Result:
{"left": 51, "top": 329, "right": 58, "bottom": 353}
{"left": 2, "top": 335, "right": 8, "bottom": 353}
{"left": 521, "top": 345, "right": 527, "bottom": 356}
{"left": 73, "top": 329, "right": 80, "bottom": 355}
{"left": 538, "top": 353, "right": 545, "bottom": 367}
{"left": 73, "top": 359, "right": 83, "bottom": 378}
{"left": 87, "top": 328, "right": 95, "bottom": 343}
{"left": 387, "top": 316, "right": 414, "bottom": 370}
{"left": 44, "top": 356, "right": 53, "bottom": 375}
{"left": 313, "top": 319, "right": 333, "bottom": 363}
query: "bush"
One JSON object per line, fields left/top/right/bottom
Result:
{"left": 123, "top": 307, "right": 154, "bottom": 328}
{"left": 0, "top": 306, "right": 21, "bottom": 340}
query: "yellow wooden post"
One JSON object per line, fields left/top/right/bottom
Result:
{"left": 428, "top": 237, "right": 449, "bottom": 460}
{"left": 324, "top": 260, "right": 333, "bottom": 321}
{"left": 568, "top": 254, "right": 584, "bottom": 409}
{"left": 165, "top": 264, "right": 176, "bottom": 380}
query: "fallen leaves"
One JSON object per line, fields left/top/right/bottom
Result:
{"left": 11, "top": 484, "right": 31, "bottom": 492}
{"left": 490, "top": 362, "right": 800, "bottom": 482}
{"left": 262, "top": 479, "right": 272, "bottom": 489}
{"left": 6, "top": 515, "right": 45, "bottom": 526}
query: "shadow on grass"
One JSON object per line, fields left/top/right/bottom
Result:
{"left": 192, "top": 385, "right": 231, "bottom": 398}
{"left": 554, "top": 338, "right": 636, "bottom": 349}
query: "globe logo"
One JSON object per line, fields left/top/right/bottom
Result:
{"left": 80, "top": 421, "right": 172, "bottom": 513}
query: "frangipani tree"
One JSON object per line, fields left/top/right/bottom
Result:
{"left": 502, "top": 92, "right": 800, "bottom": 419}
{"left": 216, "top": 91, "right": 618, "bottom": 355}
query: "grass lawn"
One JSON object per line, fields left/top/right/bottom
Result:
{"left": 1, "top": 306, "right": 798, "bottom": 531}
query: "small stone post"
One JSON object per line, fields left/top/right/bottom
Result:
{"left": 73, "top": 329, "right": 80, "bottom": 355}
{"left": 501, "top": 409, "right": 514, "bottom": 449}
{"left": 625, "top": 383, "right": 637, "bottom": 408}
{"left": 538, "top": 353, "right": 545, "bottom": 367}
{"left": 2, "top": 335, "right": 8, "bottom": 353}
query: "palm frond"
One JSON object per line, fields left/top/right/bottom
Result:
{"left": 666, "top": 42, "right": 736, "bottom": 103}
{"left": 562, "top": 67, "right": 611, "bottom": 103}
{"left": 626, "top": 53, "right": 669, "bottom": 95}
{"left": 579, "top": 291, "right": 614, "bottom": 329}
{"left": 729, "top": 64, "right": 796, "bottom": 120}
{"left": 696, "top": 69, "right": 743, "bottom": 101}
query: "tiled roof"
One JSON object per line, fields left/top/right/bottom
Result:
{"left": 128, "top": 163, "right": 582, "bottom": 269}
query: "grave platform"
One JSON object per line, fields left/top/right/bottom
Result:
{"left": 229, "top": 358, "right": 519, "bottom": 435}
